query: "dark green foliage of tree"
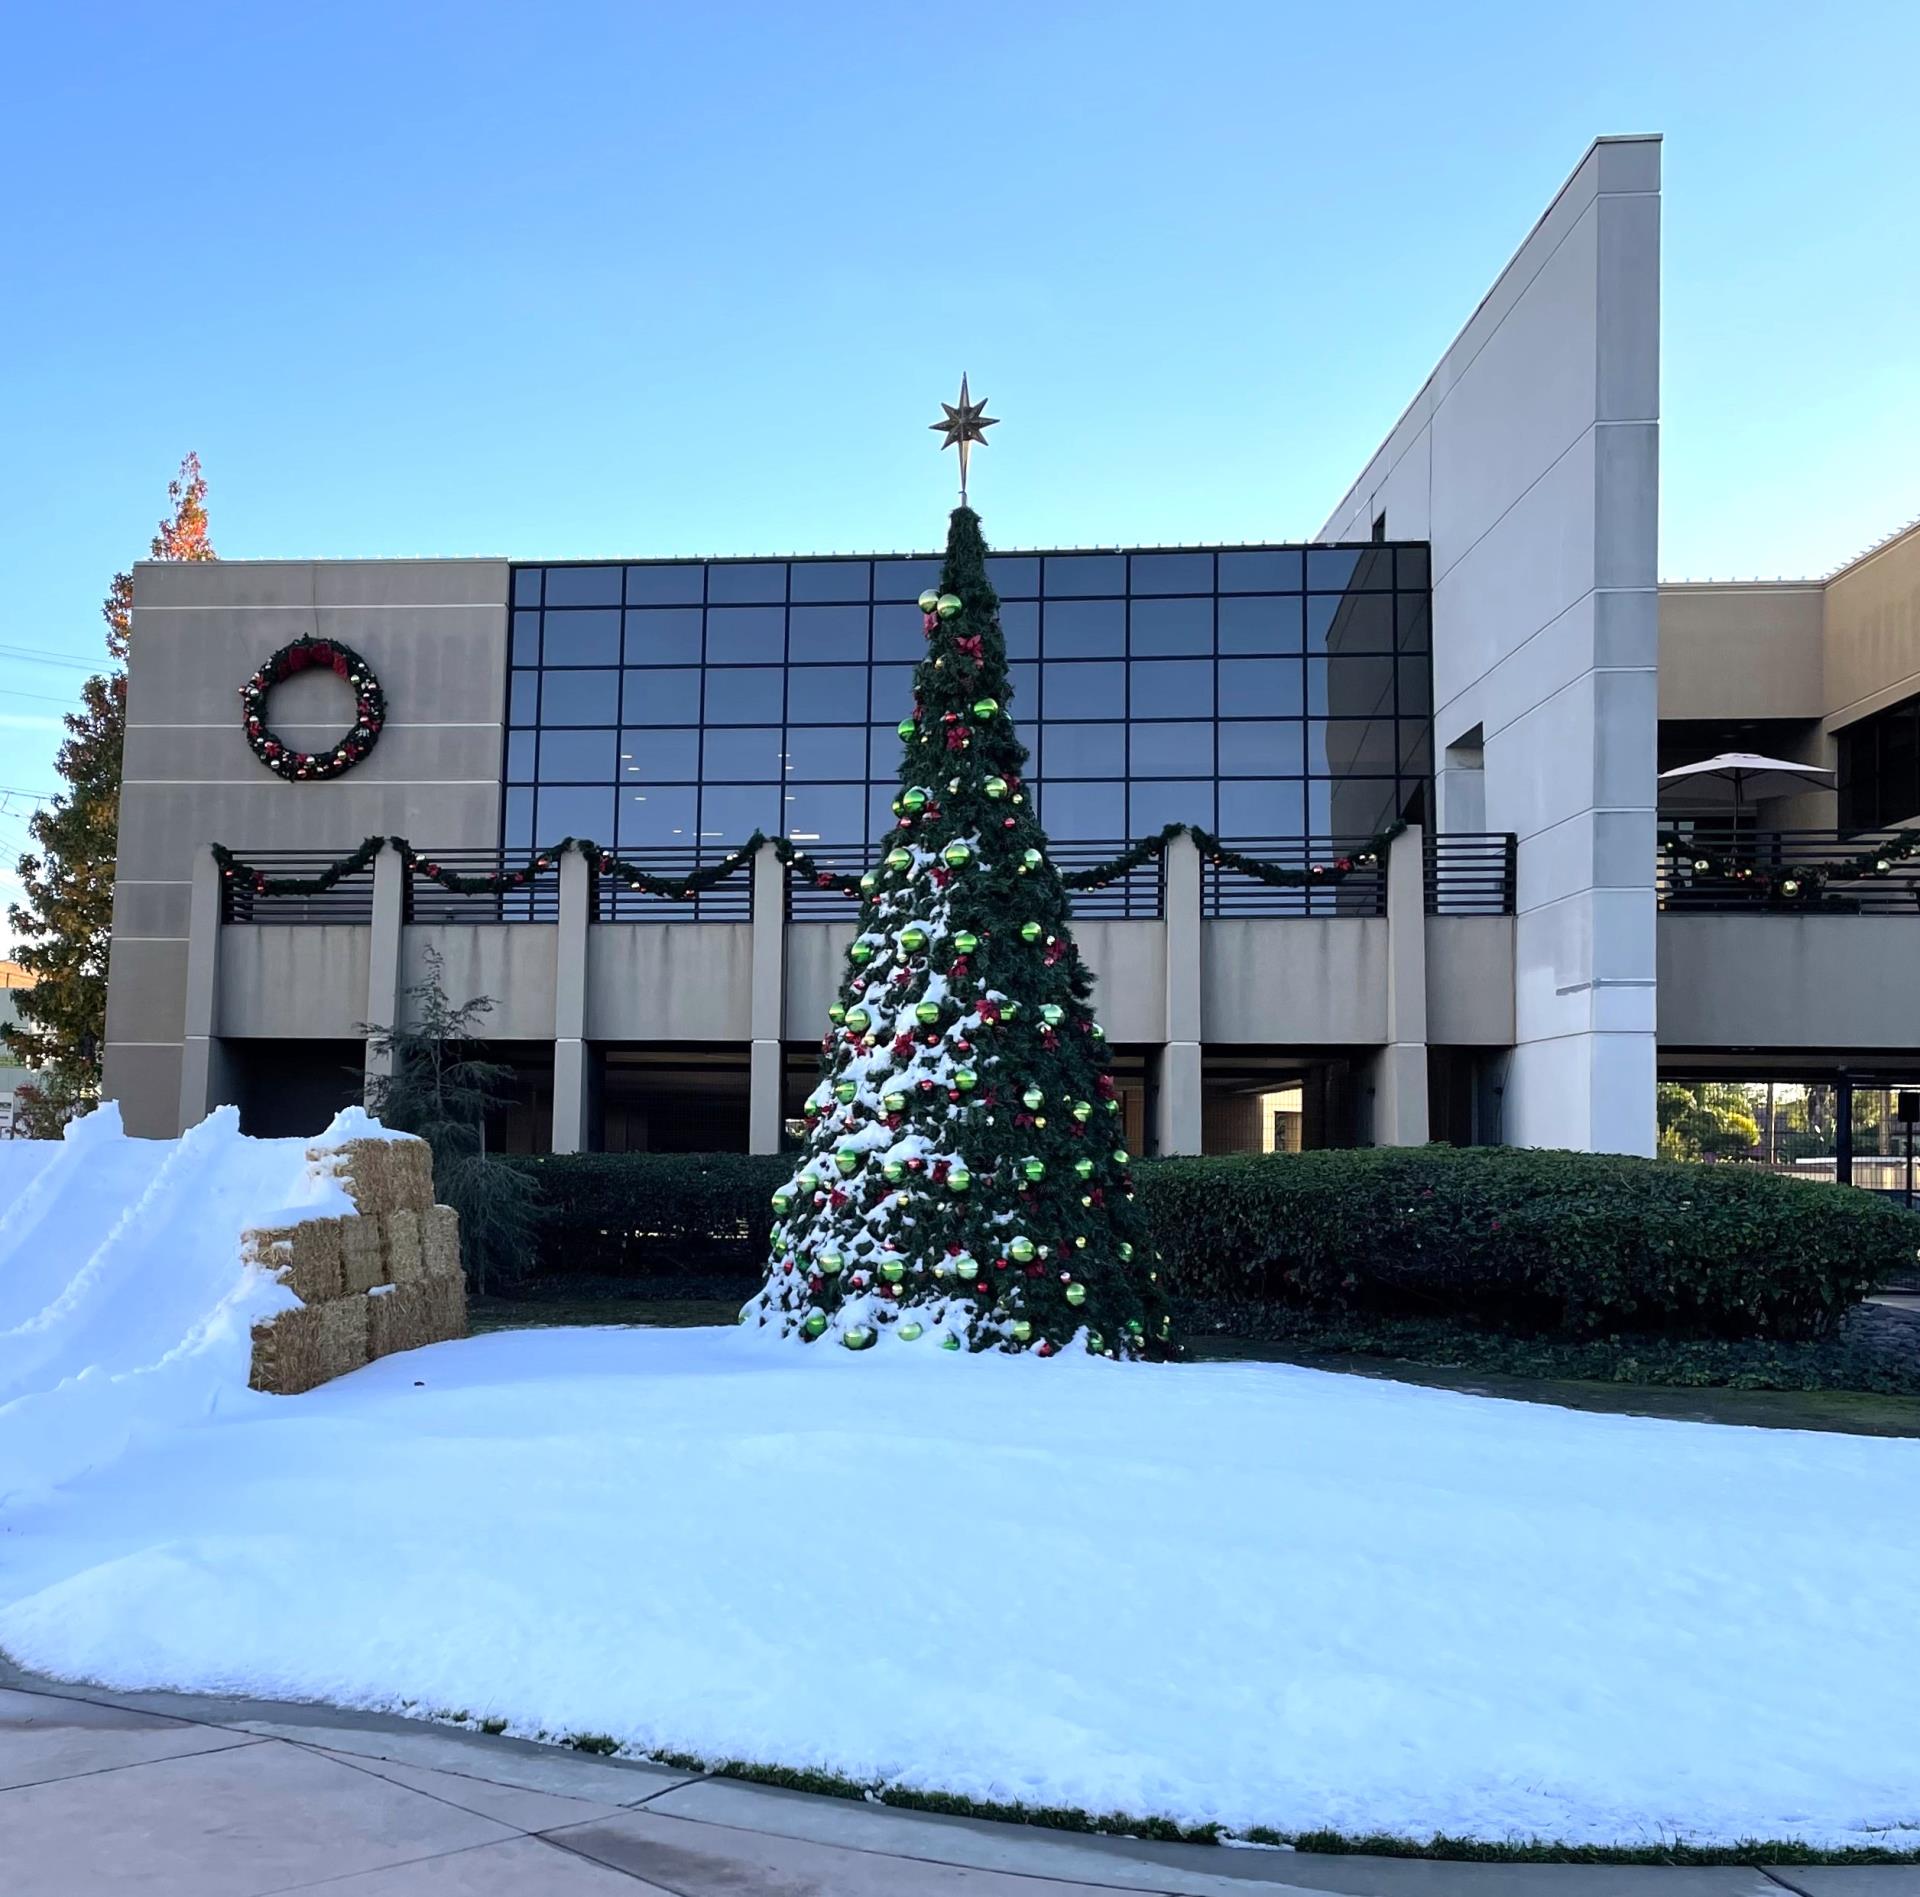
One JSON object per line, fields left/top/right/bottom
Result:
{"left": 362, "top": 947, "right": 537, "bottom": 1292}
{"left": 746, "top": 508, "right": 1170, "bottom": 1357}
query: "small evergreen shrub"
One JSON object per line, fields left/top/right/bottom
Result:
{"left": 502, "top": 1146, "right": 1914, "bottom": 1342}
{"left": 1137, "top": 1149, "right": 1914, "bottom": 1341}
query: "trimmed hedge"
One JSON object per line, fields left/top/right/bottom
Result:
{"left": 503, "top": 1147, "right": 1916, "bottom": 1342}
{"left": 1140, "top": 1148, "right": 1915, "bottom": 1341}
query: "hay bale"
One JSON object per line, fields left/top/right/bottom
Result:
{"left": 367, "top": 1283, "right": 434, "bottom": 1360}
{"left": 385, "top": 1209, "right": 426, "bottom": 1286}
{"left": 422, "top": 1203, "right": 462, "bottom": 1285}
{"left": 340, "top": 1215, "right": 387, "bottom": 1294}
{"left": 243, "top": 1220, "right": 343, "bottom": 1304}
{"left": 317, "top": 1137, "right": 425, "bottom": 1220}
{"left": 250, "top": 1305, "right": 330, "bottom": 1396}
{"left": 387, "top": 1138, "right": 435, "bottom": 1214}
{"left": 427, "top": 1269, "right": 469, "bottom": 1342}
{"left": 318, "top": 1293, "right": 370, "bottom": 1380}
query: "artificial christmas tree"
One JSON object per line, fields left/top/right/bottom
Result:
{"left": 745, "top": 504, "right": 1172, "bottom": 1358}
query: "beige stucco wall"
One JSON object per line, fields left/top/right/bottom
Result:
{"left": 1657, "top": 583, "right": 1824, "bottom": 720}
{"left": 1823, "top": 521, "right": 1920, "bottom": 732}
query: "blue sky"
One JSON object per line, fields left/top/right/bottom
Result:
{"left": 3, "top": 0, "right": 1917, "bottom": 884}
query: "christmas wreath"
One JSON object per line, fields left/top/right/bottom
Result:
{"left": 239, "top": 637, "right": 386, "bottom": 781}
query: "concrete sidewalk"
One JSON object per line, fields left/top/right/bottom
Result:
{"left": 0, "top": 1666, "right": 1911, "bottom": 1895}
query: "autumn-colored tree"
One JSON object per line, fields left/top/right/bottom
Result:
{"left": 5, "top": 456, "right": 215, "bottom": 1133}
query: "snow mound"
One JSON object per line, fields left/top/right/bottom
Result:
{"left": 0, "top": 1104, "right": 400, "bottom": 1504}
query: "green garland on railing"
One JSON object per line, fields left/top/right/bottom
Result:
{"left": 1659, "top": 827, "right": 1920, "bottom": 901}
{"left": 214, "top": 820, "right": 1413, "bottom": 904}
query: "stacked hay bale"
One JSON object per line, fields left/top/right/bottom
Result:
{"left": 246, "top": 1135, "right": 466, "bottom": 1395}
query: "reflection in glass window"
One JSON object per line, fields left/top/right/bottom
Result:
{"left": 869, "top": 665, "right": 917, "bottom": 721}
{"left": 625, "top": 564, "right": 704, "bottom": 605}
{"left": 1008, "top": 662, "right": 1038, "bottom": 710}
{"left": 986, "top": 555, "right": 1041, "bottom": 597}
{"left": 1129, "top": 659, "right": 1212, "bottom": 718}
{"left": 872, "top": 603, "right": 928, "bottom": 662}
{"left": 1034, "top": 781, "right": 1113, "bottom": 838}
{"left": 544, "top": 566, "right": 622, "bottom": 607}
{"left": 702, "top": 727, "right": 783, "bottom": 780}
{"left": 703, "top": 668, "right": 783, "bottom": 724}
{"left": 1304, "top": 548, "right": 1361, "bottom": 592}
{"left": 783, "top": 782, "right": 865, "bottom": 842}
{"left": 539, "top": 670, "right": 620, "bottom": 725}
{"left": 1218, "top": 594, "right": 1302, "bottom": 653}
{"left": 512, "top": 569, "right": 542, "bottom": 608}
{"left": 788, "top": 604, "right": 869, "bottom": 662}
{"left": 624, "top": 609, "right": 703, "bottom": 664}
{"left": 509, "top": 670, "right": 538, "bottom": 724}
{"left": 700, "top": 784, "right": 777, "bottom": 840}
{"left": 506, "top": 730, "right": 535, "bottom": 783}
{"left": 1130, "top": 596, "right": 1212, "bottom": 654}
{"left": 619, "top": 785, "right": 697, "bottom": 845}
{"left": 504, "top": 785, "right": 533, "bottom": 847}
{"left": 873, "top": 557, "right": 941, "bottom": 601}
{"left": 1042, "top": 661, "right": 1125, "bottom": 720}
{"left": 706, "top": 563, "right": 785, "bottom": 604}
{"left": 1218, "top": 780, "right": 1305, "bottom": 837}
{"left": 542, "top": 609, "right": 622, "bottom": 667}
{"left": 1313, "top": 655, "right": 1395, "bottom": 718}
{"left": 619, "top": 729, "right": 699, "bottom": 781}
{"left": 622, "top": 668, "right": 702, "bottom": 725}
{"left": 1130, "top": 722, "right": 1213, "bottom": 776}
{"left": 1219, "top": 720, "right": 1305, "bottom": 776}
{"left": 1130, "top": 551, "right": 1213, "bottom": 595}
{"left": 540, "top": 728, "right": 617, "bottom": 781}
{"left": 1044, "top": 599, "right": 1124, "bottom": 657}
{"left": 1396, "top": 595, "right": 1432, "bottom": 652}
{"left": 536, "top": 785, "right": 615, "bottom": 839}
{"left": 783, "top": 726, "right": 866, "bottom": 780}
{"left": 787, "top": 665, "right": 867, "bottom": 723}
{"left": 1219, "top": 658, "right": 1303, "bottom": 717}
{"left": 1309, "top": 592, "right": 1393, "bottom": 654}
{"left": 512, "top": 611, "right": 541, "bottom": 663}
{"left": 788, "top": 561, "right": 870, "bottom": 603}
{"left": 1044, "top": 554, "right": 1126, "bottom": 597}
{"left": 1219, "top": 549, "right": 1303, "bottom": 592}
{"left": 704, "top": 607, "right": 784, "bottom": 664}
{"left": 1041, "top": 723, "right": 1125, "bottom": 778}
{"left": 1132, "top": 780, "right": 1212, "bottom": 833}
{"left": 1000, "top": 600, "right": 1039, "bottom": 658}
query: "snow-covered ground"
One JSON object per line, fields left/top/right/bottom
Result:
{"left": 1, "top": 1308, "right": 1916, "bottom": 1848}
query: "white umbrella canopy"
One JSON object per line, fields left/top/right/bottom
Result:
{"left": 1658, "top": 752, "right": 1834, "bottom": 813}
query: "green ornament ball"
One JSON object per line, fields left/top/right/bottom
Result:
{"left": 901, "top": 788, "right": 928, "bottom": 813}
{"left": 803, "top": 1311, "right": 827, "bottom": 1338}
{"left": 954, "top": 930, "right": 979, "bottom": 955}
{"left": 882, "top": 1160, "right": 905, "bottom": 1184}
{"left": 844, "top": 1006, "right": 871, "bottom": 1033}
{"left": 834, "top": 1080, "right": 857, "bottom": 1104}
{"left": 971, "top": 696, "right": 999, "bottom": 719}
{"left": 942, "top": 841, "right": 973, "bottom": 868}
{"left": 936, "top": 593, "right": 962, "bottom": 619}
{"left": 1040, "top": 1003, "right": 1064, "bottom": 1027}
{"left": 1022, "top": 1086, "right": 1044, "bottom": 1110}
{"left": 984, "top": 775, "right": 1009, "bottom": 799}
{"left": 1021, "top": 1158, "right": 1045, "bottom": 1183}
{"left": 917, "top": 589, "right": 941, "bottom": 612}
{"left": 1073, "top": 1157, "right": 1094, "bottom": 1180}
{"left": 1010, "top": 1319, "right": 1033, "bottom": 1344}
{"left": 835, "top": 1148, "right": 861, "bottom": 1175}
{"left": 1090, "top": 1022, "right": 1106, "bottom": 1041}
{"left": 1019, "top": 921, "right": 1043, "bottom": 943}
{"left": 1107, "top": 1097, "right": 1121, "bottom": 1113}
{"left": 886, "top": 848, "right": 911, "bottom": 872}
{"left": 1113, "top": 1147, "right": 1131, "bottom": 1166}
{"left": 1001, "top": 999, "right": 1020, "bottom": 1019}
{"left": 827, "top": 1003, "right": 846, "bottom": 1024}
{"left": 897, "top": 717, "right": 917, "bottom": 740}
{"left": 882, "top": 1091, "right": 907, "bottom": 1113}
{"left": 1009, "top": 1236, "right": 1036, "bottom": 1263}
{"left": 1127, "top": 1317, "right": 1145, "bottom": 1336}
{"left": 899, "top": 1320, "right": 925, "bottom": 1342}
{"left": 1065, "top": 1282, "right": 1087, "bottom": 1307}
{"left": 844, "top": 1326, "right": 875, "bottom": 1350}
{"left": 899, "top": 925, "right": 928, "bottom": 952}
{"left": 797, "top": 1171, "right": 820, "bottom": 1195}
{"left": 940, "top": 1333, "right": 962, "bottom": 1351}
{"left": 948, "top": 1168, "right": 972, "bottom": 1194}
{"left": 859, "top": 871, "right": 878, "bottom": 893}
{"left": 849, "top": 942, "right": 873, "bottom": 965}
{"left": 880, "top": 1260, "right": 906, "bottom": 1283}
{"left": 819, "top": 1250, "right": 844, "bottom": 1274}
{"left": 1022, "top": 848, "right": 1043, "bottom": 870}
{"left": 954, "top": 1067, "right": 978, "bottom": 1091}
{"left": 1087, "top": 1331, "right": 1105, "bottom": 1353}
{"left": 914, "top": 1000, "right": 941, "bottom": 1026}
{"left": 772, "top": 1190, "right": 792, "bottom": 1214}
{"left": 1072, "top": 1100, "right": 1093, "bottom": 1122}
{"left": 1118, "top": 1242, "right": 1135, "bottom": 1262}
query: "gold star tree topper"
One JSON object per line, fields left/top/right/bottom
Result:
{"left": 929, "top": 373, "right": 998, "bottom": 505}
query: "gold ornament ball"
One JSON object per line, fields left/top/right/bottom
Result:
{"left": 936, "top": 593, "right": 963, "bottom": 619}
{"left": 917, "top": 590, "right": 941, "bottom": 612}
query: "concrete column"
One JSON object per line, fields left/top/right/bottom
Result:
{"left": 177, "top": 844, "right": 226, "bottom": 1129}
{"left": 362, "top": 841, "right": 407, "bottom": 1102}
{"left": 551, "top": 844, "right": 592, "bottom": 1154}
{"left": 1154, "top": 831, "right": 1203, "bottom": 1155}
{"left": 748, "top": 838, "right": 788, "bottom": 1154}
{"left": 1371, "top": 823, "right": 1430, "bottom": 1146}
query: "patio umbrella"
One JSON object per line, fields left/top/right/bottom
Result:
{"left": 1658, "top": 752, "right": 1833, "bottom": 815}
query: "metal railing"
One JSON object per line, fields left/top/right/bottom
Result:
{"left": 1203, "top": 836, "right": 1387, "bottom": 918}
{"left": 220, "top": 852, "right": 377, "bottom": 924}
{"left": 405, "top": 852, "right": 560, "bottom": 923}
{"left": 1057, "top": 839, "right": 1165, "bottom": 920}
{"left": 1657, "top": 828, "right": 1920, "bottom": 915}
{"left": 786, "top": 845, "right": 871, "bottom": 921}
{"left": 1425, "top": 831, "right": 1517, "bottom": 915}
{"left": 596, "top": 847, "right": 753, "bottom": 923}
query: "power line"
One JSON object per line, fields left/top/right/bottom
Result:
{"left": 0, "top": 687, "right": 85, "bottom": 708}
{"left": 0, "top": 643, "right": 103, "bottom": 674}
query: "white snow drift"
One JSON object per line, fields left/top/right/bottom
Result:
{"left": 0, "top": 1305, "right": 1915, "bottom": 1849}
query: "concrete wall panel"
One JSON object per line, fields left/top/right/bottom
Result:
{"left": 403, "top": 926, "right": 558, "bottom": 1042}
{"left": 1071, "top": 921, "right": 1165, "bottom": 1044}
{"left": 1201, "top": 920, "right": 1387, "bottom": 1044}
{"left": 1657, "top": 584, "right": 1824, "bottom": 721}
{"left": 587, "top": 925, "right": 753, "bottom": 1041}
{"left": 1425, "top": 919, "right": 1516, "bottom": 1045}
{"left": 100, "top": 1042, "right": 184, "bottom": 1139}
{"left": 102, "top": 936, "right": 191, "bottom": 1044}
{"left": 219, "top": 927, "right": 374, "bottom": 1039}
